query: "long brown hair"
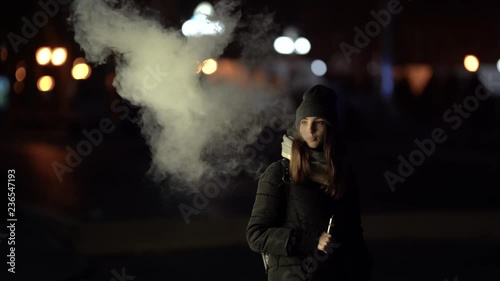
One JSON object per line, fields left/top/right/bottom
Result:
{"left": 289, "top": 125, "right": 347, "bottom": 200}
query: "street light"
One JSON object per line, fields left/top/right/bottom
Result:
{"left": 181, "top": 2, "right": 225, "bottom": 37}
{"left": 201, "top": 58, "right": 217, "bottom": 75}
{"left": 273, "top": 36, "right": 295, "bottom": 55}
{"left": 311, "top": 60, "right": 327, "bottom": 76}
{"left": 464, "top": 54, "right": 479, "bottom": 72}
{"left": 36, "top": 47, "right": 51, "bottom": 65}
{"left": 51, "top": 47, "right": 67, "bottom": 66}
{"left": 273, "top": 26, "right": 311, "bottom": 55}
{"left": 37, "top": 75, "right": 54, "bottom": 92}
{"left": 294, "top": 37, "right": 311, "bottom": 55}
{"left": 72, "top": 62, "right": 91, "bottom": 80}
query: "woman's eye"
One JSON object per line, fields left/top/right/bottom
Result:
{"left": 316, "top": 121, "right": 325, "bottom": 125}
{"left": 300, "top": 120, "right": 307, "bottom": 125}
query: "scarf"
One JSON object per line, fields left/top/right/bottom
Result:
{"left": 281, "top": 134, "right": 331, "bottom": 186}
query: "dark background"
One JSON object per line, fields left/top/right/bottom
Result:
{"left": 0, "top": 0, "right": 499, "bottom": 280}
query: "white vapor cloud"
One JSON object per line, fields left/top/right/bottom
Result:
{"left": 68, "top": 0, "right": 294, "bottom": 193}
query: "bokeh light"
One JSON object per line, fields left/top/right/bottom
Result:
{"left": 15, "top": 67, "right": 26, "bottom": 81}
{"left": 464, "top": 55, "right": 479, "bottom": 72}
{"left": 37, "top": 76, "right": 55, "bottom": 92}
{"left": 193, "top": 1, "right": 215, "bottom": 17}
{"left": 13, "top": 81, "right": 24, "bottom": 94}
{"left": 181, "top": 2, "right": 224, "bottom": 37}
{"left": 201, "top": 59, "right": 217, "bottom": 75}
{"left": 405, "top": 64, "right": 433, "bottom": 96}
{"left": 311, "top": 59, "right": 327, "bottom": 76}
{"left": 73, "top": 57, "right": 86, "bottom": 66}
{"left": 273, "top": 36, "right": 295, "bottom": 55}
{"left": 36, "top": 47, "right": 52, "bottom": 65}
{"left": 0, "top": 76, "right": 11, "bottom": 109}
{"left": 1, "top": 46, "right": 8, "bottom": 62}
{"left": 294, "top": 37, "right": 311, "bottom": 55}
{"left": 51, "top": 47, "right": 67, "bottom": 66}
{"left": 72, "top": 63, "right": 91, "bottom": 80}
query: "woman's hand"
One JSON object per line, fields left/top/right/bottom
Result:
{"left": 317, "top": 232, "right": 335, "bottom": 254}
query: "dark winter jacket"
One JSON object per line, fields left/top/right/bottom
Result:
{"left": 246, "top": 158, "right": 373, "bottom": 281}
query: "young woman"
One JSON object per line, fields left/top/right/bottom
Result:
{"left": 246, "top": 84, "right": 374, "bottom": 281}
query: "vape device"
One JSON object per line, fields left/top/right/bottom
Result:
{"left": 327, "top": 214, "right": 334, "bottom": 234}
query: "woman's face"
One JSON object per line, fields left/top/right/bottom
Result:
{"left": 299, "top": 117, "right": 327, "bottom": 149}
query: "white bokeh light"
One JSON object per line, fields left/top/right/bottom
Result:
{"left": 294, "top": 37, "right": 311, "bottom": 55}
{"left": 496, "top": 59, "right": 500, "bottom": 73}
{"left": 193, "top": 2, "right": 215, "bottom": 17}
{"left": 273, "top": 36, "right": 295, "bottom": 55}
{"left": 181, "top": 19, "right": 224, "bottom": 37}
{"left": 311, "top": 59, "right": 327, "bottom": 76}
{"left": 181, "top": 1, "right": 225, "bottom": 37}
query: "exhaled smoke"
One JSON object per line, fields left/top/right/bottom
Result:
{"left": 68, "top": 0, "right": 294, "bottom": 193}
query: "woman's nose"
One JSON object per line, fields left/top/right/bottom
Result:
{"left": 308, "top": 123, "right": 316, "bottom": 134}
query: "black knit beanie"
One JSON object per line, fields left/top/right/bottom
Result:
{"left": 294, "top": 84, "right": 338, "bottom": 128}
